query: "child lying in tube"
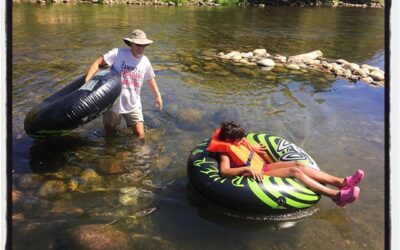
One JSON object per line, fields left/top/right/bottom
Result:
{"left": 207, "top": 121, "right": 364, "bottom": 207}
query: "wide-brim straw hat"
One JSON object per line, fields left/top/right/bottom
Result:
{"left": 123, "top": 29, "right": 154, "bottom": 46}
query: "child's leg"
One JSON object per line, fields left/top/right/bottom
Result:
{"left": 265, "top": 166, "right": 339, "bottom": 197}
{"left": 267, "top": 162, "right": 344, "bottom": 187}
{"left": 264, "top": 162, "right": 340, "bottom": 197}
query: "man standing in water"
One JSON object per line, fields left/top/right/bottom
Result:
{"left": 85, "top": 29, "right": 163, "bottom": 143}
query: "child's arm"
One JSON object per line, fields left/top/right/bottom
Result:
{"left": 85, "top": 57, "right": 107, "bottom": 82}
{"left": 147, "top": 78, "right": 163, "bottom": 111}
{"left": 219, "top": 154, "right": 264, "bottom": 181}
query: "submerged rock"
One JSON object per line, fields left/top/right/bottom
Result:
{"left": 37, "top": 180, "right": 66, "bottom": 198}
{"left": 12, "top": 190, "right": 24, "bottom": 205}
{"left": 50, "top": 200, "right": 84, "bottom": 216}
{"left": 119, "top": 187, "right": 139, "bottom": 206}
{"left": 69, "top": 224, "right": 132, "bottom": 250}
{"left": 80, "top": 169, "right": 103, "bottom": 184}
{"left": 96, "top": 159, "right": 125, "bottom": 175}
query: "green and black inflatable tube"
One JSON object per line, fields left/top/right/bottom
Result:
{"left": 24, "top": 69, "right": 121, "bottom": 139}
{"left": 187, "top": 133, "right": 321, "bottom": 214}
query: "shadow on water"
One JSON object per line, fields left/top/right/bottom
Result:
{"left": 185, "top": 183, "right": 318, "bottom": 226}
{"left": 28, "top": 134, "right": 95, "bottom": 173}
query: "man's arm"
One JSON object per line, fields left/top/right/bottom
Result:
{"left": 85, "top": 57, "right": 107, "bottom": 82}
{"left": 147, "top": 78, "right": 163, "bottom": 110}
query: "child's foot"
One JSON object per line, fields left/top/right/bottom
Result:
{"left": 333, "top": 186, "right": 360, "bottom": 207}
{"left": 342, "top": 170, "right": 364, "bottom": 188}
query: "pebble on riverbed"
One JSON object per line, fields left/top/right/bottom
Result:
{"left": 215, "top": 49, "right": 385, "bottom": 87}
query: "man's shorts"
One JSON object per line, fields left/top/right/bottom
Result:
{"left": 103, "top": 109, "right": 144, "bottom": 127}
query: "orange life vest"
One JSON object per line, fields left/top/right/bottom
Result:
{"left": 207, "top": 128, "right": 265, "bottom": 172}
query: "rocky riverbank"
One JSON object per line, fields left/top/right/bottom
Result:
{"left": 215, "top": 49, "right": 385, "bottom": 86}
{"left": 13, "top": 0, "right": 384, "bottom": 8}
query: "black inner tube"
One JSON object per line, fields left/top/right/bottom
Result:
{"left": 24, "top": 69, "right": 121, "bottom": 138}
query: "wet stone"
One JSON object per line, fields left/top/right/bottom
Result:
{"left": 17, "top": 174, "right": 43, "bottom": 189}
{"left": 119, "top": 187, "right": 139, "bottom": 206}
{"left": 257, "top": 58, "right": 275, "bottom": 67}
{"left": 369, "top": 70, "right": 385, "bottom": 81}
{"left": 118, "top": 170, "right": 145, "bottom": 184}
{"left": 63, "top": 165, "right": 83, "bottom": 175}
{"left": 80, "top": 169, "right": 103, "bottom": 184}
{"left": 45, "top": 171, "right": 72, "bottom": 180}
{"left": 96, "top": 159, "right": 125, "bottom": 175}
{"left": 115, "top": 151, "right": 132, "bottom": 158}
{"left": 50, "top": 200, "right": 84, "bottom": 216}
{"left": 69, "top": 224, "right": 132, "bottom": 250}
{"left": 12, "top": 212, "right": 25, "bottom": 224}
{"left": 285, "top": 63, "right": 300, "bottom": 70}
{"left": 178, "top": 108, "right": 205, "bottom": 124}
{"left": 22, "top": 196, "right": 50, "bottom": 213}
{"left": 37, "top": 180, "right": 66, "bottom": 198}
{"left": 155, "top": 156, "right": 172, "bottom": 169}
{"left": 12, "top": 190, "right": 24, "bottom": 205}
{"left": 67, "top": 177, "right": 86, "bottom": 192}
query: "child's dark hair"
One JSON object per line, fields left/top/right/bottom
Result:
{"left": 218, "top": 121, "right": 246, "bottom": 141}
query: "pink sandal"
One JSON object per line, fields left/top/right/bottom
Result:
{"left": 342, "top": 170, "right": 364, "bottom": 188}
{"left": 333, "top": 186, "right": 360, "bottom": 207}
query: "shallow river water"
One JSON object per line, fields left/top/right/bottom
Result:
{"left": 12, "top": 4, "right": 385, "bottom": 249}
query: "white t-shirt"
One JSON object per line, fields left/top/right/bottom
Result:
{"left": 103, "top": 48, "right": 155, "bottom": 113}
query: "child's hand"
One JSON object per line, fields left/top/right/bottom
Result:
{"left": 245, "top": 168, "right": 264, "bottom": 182}
{"left": 156, "top": 96, "right": 163, "bottom": 111}
{"left": 253, "top": 143, "right": 266, "bottom": 154}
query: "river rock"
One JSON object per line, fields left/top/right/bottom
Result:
{"left": 361, "top": 76, "right": 374, "bottom": 84}
{"left": 13, "top": 213, "right": 25, "bottom": 224}
{"left": 354, "top": 68, "right": 369, "bottom": 77}
{"left": 17, "top": 174, "right": 43, "bottom": 189}
{"left": 37, "top": 180, "right": 66, "bottom": 198}
{"left": 241, "top": 52, "right": 253, "bottom": 59}
{"left": 274, "top": 54, "right": 287, "bottom": 63}
{"left": 257, "top": 58, "right": 275, "bottom": 67}
{"left": 178, "top": 108, "right": 205, "bottom": 125}
{"left": 50, "top": 200, "right": 84, "bottom": 216}
{"left": 344, "top": 69, "right": 352, "bottom": 78}
{"left": 80, "top": 169, "right": 103, "bottom": 184}
{"left": 253, "top": 49, "right": 267, "bottom": 57}
{"left": 63, "top": 165, "right": 83, "bottom": 175}
{"left": 336, "top": 59, "right": 350, "bottom": 65}
{"left": 69, "top": 224, "right": 132, "bottom": 250}
{"left": 343, "top": 63, "right": 360, "bottom": 71}
{"left": 22, "top": 196, "right": 50, "bottom": 213}
{"left": 321, "top": 61, "right": 332, "bottom": 70}
{"left": 231, "top": 54, "right": 243, "bottom": 62}
{"left": 226, "top": 51, "right": 241, "bottom": 59}
{"left": 349, "top": 75, "right": 359, "bottom": 82}
{"left": 361, "top": 64, "right": 379, "bottom": 71}
{"left": 288, "top": 50, "right": 323, "bottom": 64}
{"left": 119, "top": 187, "right": 138, "bottom": 206}
{"left": 96, "top": 159, "right": 125, "bottom": 175}
{"left": 285, "top": 63, "right": 300, "bottom": 70}
{"left": 303, "top": 59, "right": 320, "bottom": 65}
{"left": 118, "top": 170, "right": 145, "bottom": 184}
{"left": 369, "top": 70, "right": 385, "bottom": 81}
{"left": 13, "top": 190, "right": 24, "bottom": 205}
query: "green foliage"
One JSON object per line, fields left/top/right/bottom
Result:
{"left": 215, "top": 0, "right": 246, "bottom": 5}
